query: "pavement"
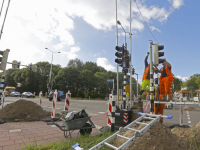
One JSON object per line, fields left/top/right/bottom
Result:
{"left": 0, "top": 111, "right": 108, "bottom": 150}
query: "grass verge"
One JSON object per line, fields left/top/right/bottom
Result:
{"left": 22, "top": 131, "right": 114, "bottom": 150}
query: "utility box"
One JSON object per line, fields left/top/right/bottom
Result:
{"left": 115, "top": 109, "right": 132, "bottom": 127}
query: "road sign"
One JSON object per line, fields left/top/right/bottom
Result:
{"left": 17, "top": 83, "right": 21, "bottom": 87}
{"left": 107, "top": 79, "right": 114, "bottom": 82}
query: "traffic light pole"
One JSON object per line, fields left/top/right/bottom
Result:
{"left": 149, "top": 42, "right": 154, "bottom": 113}
{"left": 129, "top": 0, "right": 132, "bottom": 108}
{"left": 116, "top": 0, "right": 119, "bottom": 106}
{"left": 135, "top": 73, "right": 138, "bottom": 98}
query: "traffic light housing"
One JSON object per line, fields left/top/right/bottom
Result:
{"left": 115, "top": 45, "right": 124, "bottom": 67}
{"left": 154, "top": 44, "right": 164, "bottom": 66}
{"left": 17, "top": 62, "right": 21, "bottom": 69}
{"left": 0, "top": 49, "right": 10, "bottom": 70}
{"left": 132, "top": 68, "right": 135, "bottom": 75}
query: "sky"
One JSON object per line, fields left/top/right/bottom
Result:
{"left": 0, "top": 0, "right": 199, "bottom": 84}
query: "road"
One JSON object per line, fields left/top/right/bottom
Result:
{"left": 2, "top": 97, "right": 200, "bottom": 127}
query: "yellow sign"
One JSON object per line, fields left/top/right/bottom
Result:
{"left": 126, "top": 93, "right": 129, "bottom": 98}
{"left": 119, "top": 95, "right": 121, "bottom": 100}
{"left": 125, "top": 85, "right": 130, "bottom": 92}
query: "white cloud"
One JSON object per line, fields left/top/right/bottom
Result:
{"left": 150, "top": 26, "right": 161, "bottom": 32}
{"left": 60, "top": 46, "right": 80, "bottom": 60}
{"left": 176, "top": 75, "right": 189, "bottom": 81}
{"left": 168, "top": 0, "right": 184, "bottom": 9}
{"left": 97, "top": 58, "right": 116, "bottom": 72}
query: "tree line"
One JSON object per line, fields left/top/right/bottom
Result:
{"left": 1, "top": 58, "right": 138, "bottom": 98}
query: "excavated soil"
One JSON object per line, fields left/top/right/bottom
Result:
{"left": 113, "top": 120, "right": 200, "bottom": 150}
{"left": 0, "top": 100, "right": 61, "bottom": 122}
{"left": 184, "top": 105, "right": 200, "bottom": 111}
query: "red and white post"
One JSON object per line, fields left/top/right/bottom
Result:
{"left": 39, "top": 91, "right": 42, "bottom": 107}
{"left": 51, "top": 90, "right": 57, "bottom": 118}
{"left": 179, "top": 97, "right": 183, "bottom": 126}
{"left": 0, "top": 89, "right": 5, "bottom": 109}
{"left": 123, "top": 113, "right": 128, "bottom": 124}
{"left": 107, "top": 94, "right": 116, "bottom": 132}
{"left": 64, "top": 91, "right": 71, "bottom": 111}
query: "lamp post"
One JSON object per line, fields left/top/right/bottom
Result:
{"left": 45, "top": 48, "right": 60, "bottom": 93}
{"left": 117, "top": 20, "right": 130, "bottom": 48}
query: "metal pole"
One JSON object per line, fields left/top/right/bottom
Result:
{"left": 0, "top": 0, "right": 11, "bottom": 41}
{"left": 113, "top": 79, "right": 114, "bottom": 90}
{"left": 49, "top": 52, "right": 53, "bottom": 92}
{"left": 135, "top": 73, "right": 138, "bottom": 98}
{"left": 116, "top": 0, "right": 119, "bottom": 106}
{"left": 149, "top": 42, "right": 154, "bottom": 113}
{"left": 0, "top": 0, "right": 5, "bottom": 18}
{"left": 129, "top": 0, "right": 132, "bottom": 108}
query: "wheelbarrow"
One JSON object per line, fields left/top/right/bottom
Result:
{"left": 47, "top": 116, "right": 96, "bottom": 139}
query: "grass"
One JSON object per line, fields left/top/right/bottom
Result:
{"left": 189, "top": 127, "right": 200, "bottom": 150}
{"left": 22, "top": 131, "right": 114, "bottom": 150}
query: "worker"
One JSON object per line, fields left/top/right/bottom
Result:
{"left": 138, "top": 53, "right": 155, "bottom": 101}
{"left": 154, "top": 58, "right": 174, "bottom": 123}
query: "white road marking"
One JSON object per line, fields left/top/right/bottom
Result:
{"left": 95, "top": 124, "right": 102, "bottom": 130}
{"left": 50, "top": 125, "right": 57, "bottom": 127}
{"left": 56, "top": 108, "right": 61, "bottom": 110}
{"left": 187, "top": 111, "right": 189, "bottom": 114}
{"left": 188, "top": 117, "right": 190, "bottom": 120}
{"left": 188, "top": 121, "right": 191, "bottom": 123}
{"left": 98, "top": 112, "right": 106, "bottom": 114}
{"left": 187, "top": 115, "right": 190, "bottom": 117}
{"left": 9, "top": 129, "right": 21, "bottom": 133}
{"left": 187, "top": 110, "right": 191, "bottom": 124}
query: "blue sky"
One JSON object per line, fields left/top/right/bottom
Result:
{"left": 0, "top": 0, "right": 198, "bottom": 83}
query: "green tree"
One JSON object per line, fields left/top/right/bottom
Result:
{"left": 185, "top": 74, "right": 200, "bottom": 95}
{"left": 173, "top": 76, "right": 182, "bottom": 91}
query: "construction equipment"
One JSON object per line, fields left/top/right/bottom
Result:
{"left": 89, "top": 112, "right": 172, "bottom": 150}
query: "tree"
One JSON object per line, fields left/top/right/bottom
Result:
{"left": 185, "top": 74, "right": 200, "bottom": 95}
{"left": 173, "top": 76, "right": 182, "bottom": 91}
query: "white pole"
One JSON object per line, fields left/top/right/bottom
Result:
{"left": 179, "top": 97, "right": 183, "bottom": 126}
{"left": 39, "top": 91, "right": 42, "bottom": 107}
{"left": 149, "top": 42, "right": 154, "bottom": 113}
{"left": 113, "top": 79, "right": 114, "bottom": 90}
{"left": 116, "top": 0, "right": 119, "bottom": 106}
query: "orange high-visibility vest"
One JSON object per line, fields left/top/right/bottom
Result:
{"left": 160, "top": 65, "right": 174, "bottom": 81}
{"left": 142, "top": 65, "right": 150, "bottom": 80}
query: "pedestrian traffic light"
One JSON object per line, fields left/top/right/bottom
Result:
{"left": 154, "top": 44, "right": 164, "bottom": 66}
{"left": 132, "top": 68, "right": 135, "bottom": 75}
{"left": 115, "top": 45, "right": 124, "bottom": 67}
{"left": 0, "top": 49, "right": 10, "bottom": 70}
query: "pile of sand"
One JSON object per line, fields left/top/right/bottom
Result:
{"left": 113, "top": 121, "right": 188, "bottom": 150}
{"left": 184, "top": 105, "right": 195, "bottom": 110}
{"left": 0, "top": 100, "right": 61, "bottom": 122}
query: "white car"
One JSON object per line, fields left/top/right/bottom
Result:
{"left": 10, "top": 92, "right": 21, "bottom": 97}
{"left": 22, "top": 92, "right": 35, "bottom": 98}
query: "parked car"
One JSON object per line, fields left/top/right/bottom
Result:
{"left": 48, "top": 90, "right": 65, "bottom": 101}
{"left": 10, "top": 92, "right": 21, "bottom": 97}
{"left": 22, "top": 92, "right": 35, "bottom": 98}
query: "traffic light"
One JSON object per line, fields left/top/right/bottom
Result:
{"left": 115, "top": 45, "right": 124, "bottom": 67}
{"left": 154, "top": 44, "right": 164, "bottom": 66}
{"left": 132, "top": 68, "right": 135, "bottom": 75}
{"left": 124, "top": 48, "right": 129, "bottom": 69}
{"left": 29, "top": 63, "right": 32, "bottom": 71}
{"left": 0, "top": 49, "right": 10, "bottom": 70}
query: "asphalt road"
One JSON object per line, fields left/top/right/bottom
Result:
{"left": 2, "top": 97, "right": 200, "bottom": 127}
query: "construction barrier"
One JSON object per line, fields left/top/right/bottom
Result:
{"left": 0, "top": 89, "right": 5, "bottom": 109}
{"left": 107, "top": 94, "right": 116, "bottom": 132}
{"left": 51, "top": 90, "right": 57, "bottom": 118}
{"left": 45, "top": 92, "right": 48, "bottom": 98}
{"left": 123, "top": 113, "right": 128, "bottom": 123}
{"left": 39, "top": 91, "right": 42, "bottom": 107}
{"left": 64, "top": 91, "right": 71, "bottom": 111}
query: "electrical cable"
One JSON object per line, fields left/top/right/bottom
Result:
{"left": 0, "top": 0, "right": 4, "bottom": 18}
{"left": 134, "top": 0, "right": 159, "bottom": 43}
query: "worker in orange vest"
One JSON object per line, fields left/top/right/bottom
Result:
{"left": 138, "top": 53, "right": 155, "bottom": 102}
{"left": 154, "top": 58, "right": 174, "bottom": 123}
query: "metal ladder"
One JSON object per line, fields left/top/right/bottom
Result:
{"left": 89, "top": 112, "right": 172, "bottom": 150}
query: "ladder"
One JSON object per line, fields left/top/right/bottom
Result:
{"left": 89, "top": 112, "right": 172, "bottom": 150}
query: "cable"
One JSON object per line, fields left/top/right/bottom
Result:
{"left": 0, "top": 0, "right": 4, "bottom": 18}
{"left": 135, "top": 66, "right": 143, "bottom": 70}
{"left": 133, "top": 57, "right": 144, "bottom": 66}
{"left": 134, "top": 0, "right": 159, "bottom": 43}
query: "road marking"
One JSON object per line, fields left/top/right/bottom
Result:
{"left": 95, "top": 124, "right": 102, "bottom": 130}
{"left": 187, "top": 115, "right": 190, "bottom": 117}
{"left": 187, "top": 111, "right": 189, "bottom": 114}
{"left": 187, "top": 111, "right": 191, "bottom": 124}
{"left": 188, "top": 121, "right": 191, "bottom": 123}
{"left": 188, "top": 117, "right": 190, "bottom": 120}
{"left": 50, "top": 125, "right": 57, "bottom": 127}
{"left": 98, "top": 112, "right": 106, "bottom": 114}
{"left": 56, "top": 108, "right": 61, "bottom": 110}
{"left": 9, "top": 129, "right": 21, "bottom": 133}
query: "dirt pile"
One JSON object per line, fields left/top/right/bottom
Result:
{"left": 184, "top": 105, "right": 200, "bottom": 111}
{"left": 113, "top": 121, "right": 189, "bottom": 150}
{"left": 0, "top": 100, "right": 61, "bottom": 122}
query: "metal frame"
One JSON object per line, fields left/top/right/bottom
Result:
{"left": 89, "top": 113, "right": 172, "bottom": 150}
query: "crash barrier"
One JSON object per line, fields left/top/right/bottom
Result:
{"left": 89, "top": 112, "right": 172, "bottom": 150}
{"left": 0, "top": 89, "right": 5, "bottom": 109}
{"left": 107, "top": 94, "right": 116, "bottom": 132}
{"left": 154, "top": 100, "right": 200, "bottom": 126}
{"left": 64, "top": 91, "right": 71, "bottom": 111}
{"left": 39, "top": 91, "right": 42, "bottom": 107}
{"left": 51, "top": 90, "right": 57, "bottom": 118}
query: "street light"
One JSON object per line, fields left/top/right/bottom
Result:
{"left": 45, "top": 47, "right": 60, "bottom": 93}
{"left": 117, "top": 20, "right": 132, "bottom": 48}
